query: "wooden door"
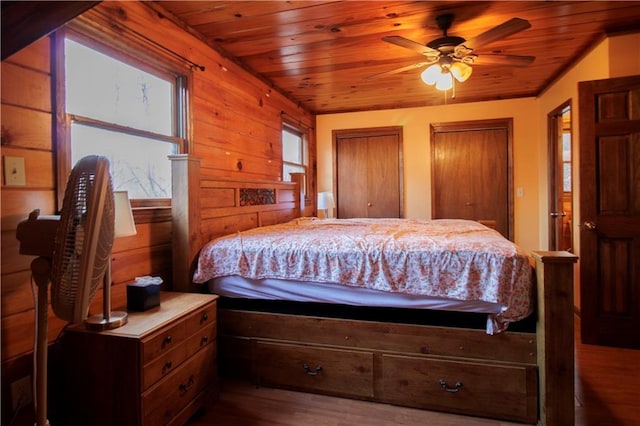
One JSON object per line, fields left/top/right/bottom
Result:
{"left": 579, "top": 75, "right": 640, "bottom": 348}
{"left": 334, "top": 127, "right": 402, "bottom": 218}
{"left": 431, "top": 119, "right": 513, "bottom": 240}
{"left": 366, "top": 135, "right": 400, "bottom": 218}
{"left": 336, "top": 136, "right": 369, "bottom": 218}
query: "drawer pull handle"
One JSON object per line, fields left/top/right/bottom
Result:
{"left": 163, "top": 335, "right": 173, "bottom": 346}
{"left": 179, "top": 374, "right": 195, "bottom": 396}
{"left": 200, "top": 335, "right": 209, "bottom": 345}
{"left": 200, "top": 313, "right": 208, "bottom": 324}
{"left": 163, "top": 361, "right": 173, "bottom": 373}
{"left": 303, "top": 364, "right": 322, "bottom": 376}
{"left": 439, "top": 379, "right": 463, "bottom": 393}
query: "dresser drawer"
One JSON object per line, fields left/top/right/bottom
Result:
{"left": 381, "top": 354, "right": 537, "bottom": 423}
{"left": 142, "top": 343, "right": 216, "bottom": 426}
{"left": 142, "top": 301, "right": 217, "bottom": 365}
{"left": 184, "top": 302, "right": 217, "bottom": 333}
{"left": 142, "top": 323, "right": 216, "bottom": 390}
{"left": 255, "top": 341, "right": 374, "bottom": 399}
{"left": 142, "top": 320, "right": 188, "bottom": 364}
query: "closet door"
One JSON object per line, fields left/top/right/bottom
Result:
{"left": 336, "top": 136, "right": 369, "bottom": 218}
{"left": 366, "top": 135, "right": 400, "bottom": 218}
{"left": 335, "top": 127, "right": 402, "bottom": 219}
{"left": 431, "top": 119, "right": 513, "bottom": 240}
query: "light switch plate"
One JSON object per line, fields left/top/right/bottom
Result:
{"left": 4, "top": 156, "right": 26, "bottom": 186}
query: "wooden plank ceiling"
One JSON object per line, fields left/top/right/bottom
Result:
{"left": 157, "top": 1, "right": 640, "bottom": 114}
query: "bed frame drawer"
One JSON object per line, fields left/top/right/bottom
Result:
{"left": 254, "top": 341, "right": 374, "bottom": 399}
{"left": 381, "top": 354, "right": 538, "bottom": 424}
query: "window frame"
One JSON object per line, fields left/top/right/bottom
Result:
{"left": 54, "top": 27, "right": 190, "bottom": 221}
{"left": 282, "top": 122, "right": 310, "bottom": 202}
{"left": 561, "top": 107, "right": 572, "bottom": 195}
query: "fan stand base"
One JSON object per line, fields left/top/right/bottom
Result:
{"left": 85, "top": 311, "right": 128, "bottom": 330}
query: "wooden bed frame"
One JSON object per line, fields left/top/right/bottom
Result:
{"left": 170, "top": 155, "right": 578, "bottom": 425}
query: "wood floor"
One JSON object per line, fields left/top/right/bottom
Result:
{"left": 189, "top": 316, "right": 639, "bottom": 426}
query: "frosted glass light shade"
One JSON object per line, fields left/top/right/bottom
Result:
{"left": 114, "top": 191, "right": 137, "bottom": 238}
{"left": 420, "top": 64, "right": 441, "bottom": 85}
{"left": 435, "top": 71, "right": 453, "bottom": 90}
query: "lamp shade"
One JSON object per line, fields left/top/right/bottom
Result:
{"left": 317, "top": 192, "right": 335, "bottom": 210}
{"left": 114, "top": 191, "right": 137, "bottom": 238}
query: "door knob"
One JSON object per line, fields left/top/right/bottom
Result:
{"left": 367, "top": 203, "right": 372, "bottom": 207}
{"left": 550, "top": 211, "right": 568, "bottom": 218}
{"left": 584, "top": 221, "right": 597, "bottom": 231}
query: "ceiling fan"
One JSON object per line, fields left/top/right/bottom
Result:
{"left": 372, "top": 14, "right": 535, "bottom": 90}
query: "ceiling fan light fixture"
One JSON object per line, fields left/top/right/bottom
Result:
{"left": 450, "top": 61, "right": 473, "bottom": 82}
{"left": 381, "top": 14, "right": 535, "bottom": 99}
{"left": 421, "top": 64, "right": 441, "bottom": 85}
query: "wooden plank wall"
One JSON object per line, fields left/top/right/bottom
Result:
{"left": 73, "top": 0, "right": 316, "bottom": 182}
{"left": 1, "top": 38, "right": 61, "bottom": 356}
{"left": 1, "top": 1, "right": 315, "bottom": 422}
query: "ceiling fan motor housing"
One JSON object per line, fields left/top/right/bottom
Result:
{"left": 427, "top": 35, "right": 465, "bottom": 52}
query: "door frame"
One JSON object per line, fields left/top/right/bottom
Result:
{"left": 547, "top": 100, "right": 574, "bottom": 251}
{"left": 430, "top": 118, "right": 514, "bottom": 240}
{"left": 332, "top": 126, "right": 404, "bottom": 218}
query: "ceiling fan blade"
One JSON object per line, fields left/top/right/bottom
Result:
{"left": 474, "top": 54, "right": 535, "bottom": 67}
{"left": 458, "top": 18, "right": 531, "bottom": 53}
{"left": 366, "top": 61, "right": 433, "bottom": 80}
{"left": 382, "top": 36, "right": 440, "bottom": 57}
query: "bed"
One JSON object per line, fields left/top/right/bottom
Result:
{"left": 170, "top": 155, "right": 578, "bottom": 425}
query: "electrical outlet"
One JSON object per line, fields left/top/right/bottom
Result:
{"left": 11, "top": 375, "right": 32, "bottom": 411}
{"left": 4, "top": 156, "right": 26, "bottom": 186}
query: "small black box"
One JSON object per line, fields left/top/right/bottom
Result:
{"left": 126, "top": 282, "right": 160, "bottom": 311}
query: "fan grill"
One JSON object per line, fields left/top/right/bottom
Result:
{"left": 51, "top": 156, "right": 115, "bottom": 322}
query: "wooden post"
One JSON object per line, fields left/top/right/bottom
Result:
{"left": 532, "top": 251, "right": 578, "bottom": 426}
{"left": 169, "top": 155, "right": 201, "bottom": 292}
{"left": 289, "top": 172, "right": 305, "bottom": 217}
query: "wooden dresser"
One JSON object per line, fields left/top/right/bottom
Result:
{"left": 62, "top": 292, "right": 218, "bottom": 426}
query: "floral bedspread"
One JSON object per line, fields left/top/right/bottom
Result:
{"left": 193, "top": 217, "right": 534, "bottom": 333}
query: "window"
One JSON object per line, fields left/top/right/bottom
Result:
{"left": 282, "top": 125, "right": 308, "bottom": 196}
{"left": 561, "top": 106, "right": 572, "bottom": 193}
{"left": 562, "top": 132, "right": 572, "bottom": 192}
{"left": 61, "top": 35, "right": 187, "bottom": 201}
